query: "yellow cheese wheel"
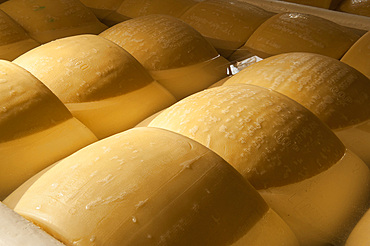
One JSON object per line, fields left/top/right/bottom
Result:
{"left": 345, "top": 208, "right": 370, "bottom": 246}
{"left": 100, "top": 14, "right": 229, "bottom": 99}
{"left": 149, "top": 84, "right": 370, "bottom": 245}
{"left": 13, "top": 34, "right": 176, "bottom": 139}
{"left": 238, "top": 12, "right": 360, "bottom": 59}
{"left": 180, "top": 0, "right": 273, "bottom": 58}
{"left": 116, "top": 0, "right": 198, "bottom": 19}
{"left": 341, "top": 31, "right": 370, "bottom": 79}
{"left": 339, "top": 0, "right": 370, "bottom": 17}
{"left": 0, "top": 10, "right": 39, "bottom": 60}
{"left": 0, "top": 0, "right": 107, "bottom": 43}
{"left": 0, "top": 60, "right": 97, "bottom": 199}
{"left": 14, "top": 127, "right": 298, "bottom": 246}
{"left": 224, "top": 52, "right": 370, "bottom": 166}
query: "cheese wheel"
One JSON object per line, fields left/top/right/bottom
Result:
{"left": 238, "top": 12, "right": 360, "bottom": 59}
{"left": 116, "top": 0, "right": 198, "bottom": 19}
{"left": 224, "top": 52, "right": 370, "bottom": 166}
{"left": 149, "top": 84, "right": 370, "bottom": 245}
{"left": 0, "top": 202, "right": 64, "bottom": 246}
{"left": 0, "top": 10, "right": 39, "bottom": 60}
{"left": 180, "top": 0, "right": 273, "bottom": 57}
{"left": 280, "top": 0, "right": 342, "bottom": 9}
{"left": 345, "top": 209, "right": 370, "bottom": 246}
{"left": 0, "top": 0, "right": 107, "bottom": 43}
{"left": 100, "top": 14, "right": 229, "bottom": 99}
{"left": 13, "top": 34, "right": 176, "bottom": 139}
{"left": 14, "top": 127, "right": 298, "bottom": 246}
{"left": 339, "top": 0, "right": 370, "bottom": 17}
{"left": 0, "top": 60, "right": 97, "bottom": 199}
{"left": 341, "top": 31, "right": 370, "bottom": 79}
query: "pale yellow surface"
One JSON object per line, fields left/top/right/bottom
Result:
{"left": 14, "top": 35, "right": 176, "bottom": 138}
{"left": 180, "top": 0, "right": 273, "bottom": 57}
{"left": 0, "top": 10, "right": 39, "bottom": 60}
{"left": 13, "top": 127, "right": 285, "bottom": 246}
{"left": 0, "top": 0, "right": 107, "bottom": 43}
{"left": 341, "top": 31, "right": 370, "bottom": 79}
{"left": 346, "top": 208, "right": 370, "bottom": 246}
{"left": 260, "top": 149, "right": 370, "bottom": 246}
{"left": 149, "top": 84, "right": 345, "bottom": 189}
{"left": 242, "top": 12, "right": 360, "bottom": 59}
{"left": 0, "top": 60, "right": 97, "bottom": 199}
{"left": 116, "top": 0, "right": 198, "bottom": 19}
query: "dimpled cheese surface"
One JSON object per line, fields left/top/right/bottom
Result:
{"left": 341, "top": 31, "right": 370, "bottom": 79}
{"left": 0, "top": 202, "right": 64, "bottom": 246}
{"left": 0, "top": 10, "right": 39, "bottom": 60}
{"left": 240, "top": 12, "right": 360, "bottom": 59}
{"left": 224, "top": 52, "right": 370, "bottom": 130}
{"left": 179, "top": 0, "right": 273, "bottom": 57}
{"left": 0, "top": 0, "right": 107, "bottom": 43}
{"left": 13, "top": 34, "right": 176, "bottom": 138}
{"left": 346, "top": 209, "right": 370, "bottom": 246}
{"left": 0, "top": 60, "right": 97, "bottom": 199}
{"left": 149, "top": 84, "right": 345, "bottom": 189}
{"left": 12, "top": 127, "right": 297, "bottom": 246}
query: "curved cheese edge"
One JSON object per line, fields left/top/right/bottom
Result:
{"left": 224, "top": 52, "right": 370, "bottom": 130}
{"left": 339, "top": 0, "right": 370, "bottom": 17}
{"left": 345, "top": 208, "right": 370, "bottom": 246}
{"left": 13, "top": 34, "right": 176, "bottom": 138}
{"left": 149, "top": 84, "right": 345, "bottom": 189}
{"left": 0, "top": 202, "right": 64, "bottom": 246}
{"left": 13, "top": 127, "right": 293, "bottom": 246}
{"left": 180, "top": 0, "right": 273, "bottom": 57}
{"left": 0, "top": 0, "right": 107, "bottom": 43}
{"left": 341, "top": 31, "right": 370, "bottom": 79}
{"left": 242, "top": 12, "right": 360, "bottom": 59}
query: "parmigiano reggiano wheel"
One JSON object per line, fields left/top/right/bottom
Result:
{"left": 100, "top": 14, "right": 229, "bottom": 99}
{"left": 345, "top": 208, "right": 370, "bottom": 246}
{"left": 0, "top": 60, "right": 97, "bottom": 200}
{"left": 0, "top": 0, "right": 107, "bottom": 43}
{"left": 235, "top": 12, "right": 360, "bottom": 59}
{"left": 224, "top": 52, "right": 370, "bottom": 166}
{"left": 179, "top": 0, "right": 273, "bottom": 58}
{"left": 0, "top": 10, "right": 39, "bottom": 60}
{"left": 13, "top": 127, "right": 299, "bottom": 246}
{"left": 13, "top": 34, "right": 176, "bottom": 139}
{"left": 149, "top": 84, "right": 370, "bottom": 246}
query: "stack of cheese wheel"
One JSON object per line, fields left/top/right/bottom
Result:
{"left": 12, "top": 34, "right": 176, "bottom": 139}
{"left": 7, "top": 127, "right": 300, "bottom": 246}
{"left": 148, "top": 84, "right": 370, "bottom": 246}
{"left": 0, "top": 60, "right": 97, "bottom": 200}
{"left": 100, "top": 14, "right": 229, "bottom": 100}
{"left": 224, "top": 52, "right": 370, "bottom": 167}
{"left": 0, "top": 0, "right": 107, "bottom": 46}
{"left": 0, "top": 10, "right": 39, "bottom": 60}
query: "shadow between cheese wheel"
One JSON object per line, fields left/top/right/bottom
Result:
{"left": 13, "top": 127, "right": 299, "bottom": 246}
{"left": 0, "top": 0, "right": 107, "bottom": 44}
{"left": 0, "top": 60, "right": 97, "bottom": 200}
{"left": 13, "top": 35, "right": 176, "bottom": 139}
{"left": 100, "top": 14, "right": 229, "bottom": 100}
{"left": 148, "top": 84, "right": 370, "bottom": 246}
{"left": 224, "top": 52, "right": 370, "bottom": 167}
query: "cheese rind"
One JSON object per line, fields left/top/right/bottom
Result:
{"left": 345, "top": 208, "right": 370, "bottom": 246}
{"left": 13, "top": 127, "right": 294, "bottom": 246}
{"left": 0, "top": 202, "right": 64, "bottom": 246}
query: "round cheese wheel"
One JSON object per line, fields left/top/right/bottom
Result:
{"left": 338, "top": 0, "right": 370, "bottom": 17}
{"left": 341, "top": 31, "right": 370, "bottom": 79}
{"left": 238, "top": 12, "right": 360, "bottom": 59}
{"left": 0, "top": 0, "right": 107, "bottom": 43}
{"left": 345, "top": 208, "right": 370, "bottom": 246}
{"left": 0, "top": 10, "right": 39, "bottom": 60}
{"left": 224, "top": 52, "right": 370, "bottom": 166}
{"left": 100, "top": 14, "right": 229, "bottom": 99}
{"left": 180, "top": 0, "right": 273, "bottom": 57}
{"left": 0, "top": 60, "right": 97, "bottom": 199}
{"left": 14, "top": 127, "right": 298, "bottom": 246}
{"left": 13, "top": 34, "right": 176, "bottom": 139}
{"left": 149, "top": 84, "right": 370, "bottom": 245}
